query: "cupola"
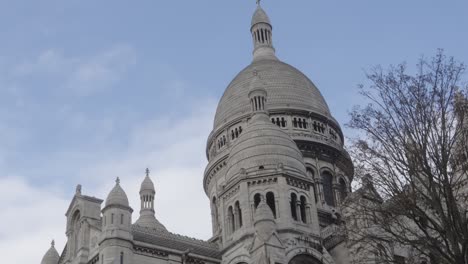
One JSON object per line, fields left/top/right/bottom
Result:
{"left": 134, "top": 168, "right": 167, "bottom": 231}
{"left": 251, "top": 2, "right": 276, "bottom": 61}
{"left": 40, "top": 240, "right": 60, "bottom": 264}
{"left": 105, "top": 177, "right": 129, "bottom": 208}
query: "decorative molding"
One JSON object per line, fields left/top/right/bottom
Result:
{"left": 286, "top": 176, "right": 311, "bottom": 191}
{"left": 88, "top": 254, "right": 99, "bottom": 264}
{"left": 222, "top": 185, "right": 240, "bottom": 201}
{"left": 134, "top": 245, "right": 169, "bottom": 257}
{"left": 246, "top": 176, "right": 277, "bottom": 187}
{"left": 285, "top": 235, "right": 323, "bottom": 253}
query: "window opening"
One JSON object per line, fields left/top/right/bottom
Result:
{"left": 266, "top": 192, "right": 276, "bottom": 218}
{"left": 290, "top": 193, "right": 298, "bottom": 221}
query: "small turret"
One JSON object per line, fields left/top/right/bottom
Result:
{"left": 102, "top": 177, "right": 133, "bottom": 236}
{"left": 40, "top": 240, "right": 60, "bottom": 264}
{"left": 134, "top": 168, "right": 167, "bottom": 231}
{"left": 100, "top": 178, "right": 134, "bottom": 264}
{"left": 251, "top": 1, "right": 277, "bottom": 61}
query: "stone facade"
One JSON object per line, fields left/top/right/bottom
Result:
{"left": 40, "top": 3, "right": 371, "bottom": 264}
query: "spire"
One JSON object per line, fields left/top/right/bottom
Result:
{"left": 251, "top": 2, "right": 276, "bottom": 61}
{"left": 135, "top": 168, "right": 167, "bottom": 231}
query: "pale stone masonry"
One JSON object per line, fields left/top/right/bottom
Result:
{"left": 40, "top": 3, "right": 375, "bottom": 264}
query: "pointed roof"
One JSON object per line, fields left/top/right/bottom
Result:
{"left": 254, "top": 198, "right": 275, "bottom": 223}
{"left": 251, "top": 5, "right": 271, "bottom": 27}
{"left": 105, "top": 177, "right": 129, "bottom": 207}
{"left": 140, "top": 168, "right": 155, "bottom": 193}
{"left": 41, "top": 240, "right": 60, "bottom": 264}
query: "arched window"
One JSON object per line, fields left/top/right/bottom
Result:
{"left": 266, "top": 192, "right": 276, "bottom": 218}
{"left": 120, "top": 214, "right": 124, "bottom": 225}
{"left": 235, "top": 201, "right": 242, "bottom": 228}
{"left": 120, "top": 252, "right": 124, "bottom": 264}
{"left": 71, "top": 210, "right": 81, "bottom": 257}
{"left": 228, "top": 206, "right": 235, "bottom": 233}
{"left": 254, "top": 193, "right": 261, "bottom": 209}
{"left": 322, "top": 171, "right": 335, "bottom": 206}
{"left": 290, "top": 193, "right": 298, "bottom": 221}
{"left": 300, "top": 196, "right": 307, "bottom": 223}
{"left": 339, "top": 178, "right": 347, "bottom": 201}
{"left": 289, "top": 254, "right": 322, "bottom": 264}
{"left": 306, "top": 168, "right": 314, "bottom": 179}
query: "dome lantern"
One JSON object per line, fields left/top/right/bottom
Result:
{"left": 134, "top": 168, "right": 168, "bottom": 231}
{"left": 251, "top": 2, "right": 276, "bottom": 61}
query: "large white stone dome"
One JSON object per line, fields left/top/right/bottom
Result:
{"left": 213, "top": 59, "right": 332, "bottom": 130}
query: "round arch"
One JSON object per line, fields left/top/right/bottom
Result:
{"left": 289, "top": 254, "right": 322, "bottom": 264}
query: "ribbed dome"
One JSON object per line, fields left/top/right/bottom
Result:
{"left": 251, "top": 5, "right": 271, "bottom": 27}
{"left": 225, "top": 112, "right": 307, "bottom": 180}
{"left": 134, "top": 215, "right": 168, "bottom": 231}
{"left": 105, "top": 178, "right": 129, "bottom": 207}
{"left": 41, "top": 241, "right": 60, "bottom": 264}
{"left": 140, "top": 175, "right": 155, "bottom": 193}
{"left": 213, "top": 59, "right": 331, "bottom": 130}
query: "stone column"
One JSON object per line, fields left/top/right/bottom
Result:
{"left": 296, "top": 201, "right": 302, "bottom": 222}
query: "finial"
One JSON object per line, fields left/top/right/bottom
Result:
{"left": 116, "top": 177, "right": 120, "bottom": 185}
{"left": 51, "top": 240, "right": 55, "bottom": 247}
{"left": 256, "top": 0, "right": 261, "bottom": 6}
{"left": 75, "top": 184, "right": 82, "bottom": 195}
{"left": 145, "top": 168, "right": 150, "bottom": 177}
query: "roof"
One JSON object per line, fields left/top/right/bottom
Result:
{"left": 41, "top": 241, "right": 60, "bottom": 264}
{"left": 105, "top": 178, "right": 130, "bottom": 207}
{"left": 132, "top": 225, "right": 221, "bottom": 259}
{"left": 225, "top": 111, "right": 307, "bottom": 180}
{"left": 140, "top": 175, "right": 155, "bottom": 193}
{"left": 134, "top": 214, "right": 167, "bottom": 231}
{"left": 213, "top": 59, "right": 332, "bottom": 130}
{"left": 251, "top": 5, "right": 271, "bottom": 27}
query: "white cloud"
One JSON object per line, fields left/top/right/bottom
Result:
{"left": 0, "top": 176, "right": 69, "bottom": 264}
{"left": 0, "top": 97, "right": 218, "bottom": 264}
{"left": 11, "top": 45, "right": 136, "bottom": 96}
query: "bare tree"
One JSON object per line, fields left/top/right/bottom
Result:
{"left": 345, "top": 50, "right": 468, "bottom": 264}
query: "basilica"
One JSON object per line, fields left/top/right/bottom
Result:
{"left": 41, "top": 3, "right": 365, "bottom": 264}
